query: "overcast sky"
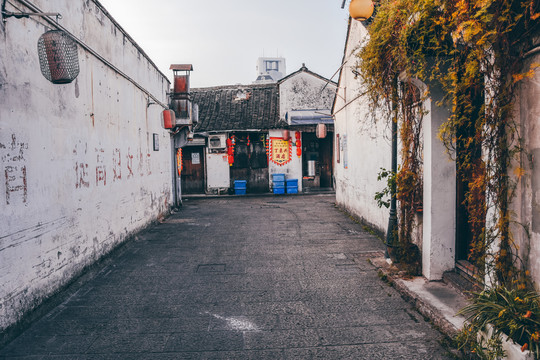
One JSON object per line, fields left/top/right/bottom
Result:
{"left": 97, "top": 0, "right": 350, "bottom": 88}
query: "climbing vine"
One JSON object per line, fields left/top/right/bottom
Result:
{"left": 358, "top": 0, "right": 539, "bottom": 287}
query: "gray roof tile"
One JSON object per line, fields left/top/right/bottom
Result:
{"left": 191, "top": 83, "right": 285, "bottom": 132}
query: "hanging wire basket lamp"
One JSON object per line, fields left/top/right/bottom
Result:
{"left": 37, "top": 30, "right": 79, "bottom": 84}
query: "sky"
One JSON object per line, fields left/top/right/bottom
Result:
{"left": 97, "top": 0, "right": 351, "bottom": 88}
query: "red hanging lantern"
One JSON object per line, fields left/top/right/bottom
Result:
{"left": 176, "top": 148, "right": 182, "bottom": 176}
{"left": 295, "top": 132, "right": 302, "bottom": 157}
{"left": 282, "top": 129, "right": 290, "bottom": 141}
{"left": 265, "top": 137, "right": 270, "bottom": 164}
{"left": 227, "top": 137, "right": 235, "bottom": 166}
{"left": 161, "top": 109, "right": 175, "bottom": 129}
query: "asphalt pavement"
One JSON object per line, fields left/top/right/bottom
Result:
{"left": 0, "top": 194, "right": 455, "bottom": 359}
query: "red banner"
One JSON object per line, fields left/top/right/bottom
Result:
{"left": 269, "top": 137, "right": 292, "bottom": 166}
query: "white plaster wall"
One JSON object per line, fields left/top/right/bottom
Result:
{"left": 333, "top": 20, "right": 390, "bottom": 232}
{"left": 206, "top": 152, "right": 230, "bottom": 190}
{"left": 420, "top": 86, "right": 456, "bottom": 280}
{"left": 268, "top": 129, "right": 303, "bottom": 191}
{"left": 279, "top": 71, "right": 336, "bottom": 121}
{"left": 0, "top": 0, "right": 172, "bottom": 331}
{"left": 515, "top": 50, "right": 540, "bottom": 288}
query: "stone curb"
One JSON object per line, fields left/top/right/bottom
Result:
{"left": 370, "top": 257, "right": 461, "bottom": 339}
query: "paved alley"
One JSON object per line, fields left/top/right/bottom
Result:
{"left": 0, "top": 195, "right": 454, "bottom": 359}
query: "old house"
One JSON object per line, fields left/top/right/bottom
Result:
{"left": 0, "top": 0, "right": 175, "bottom": 333}
{"left": 334, "top": 7, "right": 540, "bottom": 290}
{"left": 189, "top": 83, "right": 288, "bottom": 194}
{"left": 278, "top": 64, "right": 337, "bottom": 191}
{"left": 187, "top": 63, "right": 337, "bottom": 195}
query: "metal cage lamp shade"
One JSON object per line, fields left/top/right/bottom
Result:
{"left": 349, "top": 0, "right": 374, "bottom": 21}
{"left": 37, "top": 30, "right": 80, "bottom": 84}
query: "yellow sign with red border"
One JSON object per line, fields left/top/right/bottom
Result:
{"left": 269, "top": 137, "right": 292, "bottom": 166}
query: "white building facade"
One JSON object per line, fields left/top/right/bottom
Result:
{"left": 334, "top": 17, "right": 540, "bottom": 285}
{"left": 0, "top": 0, "right": 173, "bottom": 332}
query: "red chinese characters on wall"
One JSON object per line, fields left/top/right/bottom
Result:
{"left": 1, "top": 134, "right": 28, "bottom": 205}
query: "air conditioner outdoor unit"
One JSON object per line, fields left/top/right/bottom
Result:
{"left": 208, "top": 134, "right": 227, "bottom": 150}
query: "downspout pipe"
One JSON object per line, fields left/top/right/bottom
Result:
{"left": 385, "top": 79, "right": 399, "bottom": 259}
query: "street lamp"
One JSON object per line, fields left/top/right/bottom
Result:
{"left": 349, "top": 0, "right": 374, "bottom": 21}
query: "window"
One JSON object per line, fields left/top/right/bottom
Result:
{"left": 265, "top": 61, "right": 279, "bottom": 72}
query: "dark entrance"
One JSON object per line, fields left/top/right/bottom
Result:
{"left": 454, "top": 70, "right": 485, "bottom": 272}
{"left": 302, "top": 132, "right": 333, "bottom": 189}
{"left": 181, "top": 146, "right": 205, "bottom": 194}
{"left": 230, "top": 132, "right": 269, "bottom": 193}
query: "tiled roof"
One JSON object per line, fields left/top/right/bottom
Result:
{"left": 191, "top": 83, "right": 285, "bottom": 132}
{"left": 170, "top": 64, "right": 193, "bottom": 71}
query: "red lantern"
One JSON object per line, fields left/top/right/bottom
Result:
{"left": 295, "top": 132, "right": 302, "bottom": 157}
{"left": 176, "top": 148, "right": 182, "bottom": 176}
{"left": 161, "top": 109, "right": 175, "bottom": 129}
{"left": 282, "top": 129, "right": 290, "bottom": 141}
{"left": 227, "top": 137, "right": 235, "bottom": 165}
{"left": 265, "top": 137, "right": 270, "bottom": 164}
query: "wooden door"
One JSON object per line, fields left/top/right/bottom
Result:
{"left": 319, "top": 135, "right": 333, "bottom": 188}
{"left": 181, "top": 146, "right": 204, "bottom": 194}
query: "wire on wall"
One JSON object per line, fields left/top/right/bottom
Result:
{"left": 3, "top": 0, "right": 169, "bottom": 109}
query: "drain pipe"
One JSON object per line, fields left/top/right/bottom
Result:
{"left": 385, "top": 80, "right": 399, "bottom": 259}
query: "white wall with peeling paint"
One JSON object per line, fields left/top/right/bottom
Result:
{"left": 333, "top": 20, "right": 457, "bottom": 280}
{"left": 332, "top": 20, "right": 391, "bottom": 234}
{"left": 278, "top": 68, "right": 336, "bottom": 122}
{"left": 0, "top": 0, "right": 172, "bottom": 332}
{"left": 514, "top": 50, "right": 540, "bottom": 289}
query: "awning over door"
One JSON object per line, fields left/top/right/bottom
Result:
{"left": 286, "top": 110, "right": 333, "bottom": 125}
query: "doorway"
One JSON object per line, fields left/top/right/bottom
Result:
{"left": 181, "top": 146, "right": 205, "bottom": 194}
{"left": 230, "top": 133, "right": 269, "bottom": 193}
{"left": 302, "top": 132, "right": 333, "bottom": 190}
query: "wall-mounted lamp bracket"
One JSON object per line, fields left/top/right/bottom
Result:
{"left": 147, "top": 98, "right": 157, "bottom": 108}
{"left": 2, "top": 7, "right": 62, "bottom": 23}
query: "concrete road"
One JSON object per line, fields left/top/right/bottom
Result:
{"left": 0, "top": 195, "right": 455, "bottom": 359}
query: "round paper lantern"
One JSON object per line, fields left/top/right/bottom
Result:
{"left": 349, "top": 0, "right": 374, "bottom": 21}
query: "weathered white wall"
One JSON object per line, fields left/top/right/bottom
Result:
{"left": 514, "top": 49, "right": 540, "bottom": 288}
{"left": 279, "top": 69, "right": 336, "bottom": 121}
{"left": 0, "top": 0, "right": 172, "bottom": 332}
{"left": 206, "top": 151, "right": 230, "bottom": 191}
{"left": 268, "top": 129, "right": 303, "bottom": 191}
{"left": 418, "top": 81, "right": 456, "bottom": 280}
{"left": 335, "top": 20, "right": 458, "bottom": 280}
{"left": 333, "top": 20, "right": 390, "bottom": 233}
